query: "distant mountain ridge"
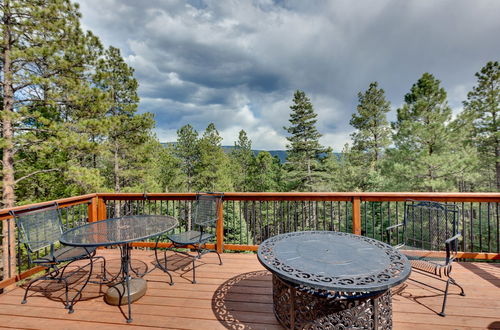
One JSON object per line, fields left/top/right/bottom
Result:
{"left": 161, "top": 142, "right": 288, "bottom": 162}
{"left": 161, "top": 143, "right": 340, "bottom": 163}
{"left": 221, "top": 146, "right": 288, "bottom": 163}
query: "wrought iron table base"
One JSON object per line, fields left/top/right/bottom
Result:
{"left": 110, "top": 243, "right": 135, "bottom": 323}
{"left": 272, "top": 274, "right": 392, "bottom": 330}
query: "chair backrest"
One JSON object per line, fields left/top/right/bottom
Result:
{"left": 404, "top": 200, "right": 459, "bottom": 251}
{"left": 10, "top": 203, "right": 63, "bottom": 253}
{"left": 193, "top": 193, "right": 223, "bottom": 227}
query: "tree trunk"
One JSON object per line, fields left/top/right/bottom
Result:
{"left": 306, "top": 156, "right": 312, "bottom": 191}
{"left": 492, "top": 109, "right": 500, "bottom": 191}
{"left": 2, "top": 0, "right": 17, "bottom": 280}
{"left": 496, "top": 141, "right": 500, "bottom": 191}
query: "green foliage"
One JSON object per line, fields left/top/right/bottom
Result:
{"left": 158, "top": 144, "right": 185, "bottom": 192}
{"left": 350, "top": 82, "right": 391, "bottom": 167}
{"left": 174, "top": 124, "right": 199, "bottom": 192}
{"left": 249, "top": 152, "right": 282, "bottom": 192}
{"left": 341, "top": 82, "right": 392, "bottom": 191}
{"left": 387, "top": 73, "right": 466, "bottom": 191}
{"left": 1, "top": 0, "right": 159, "bottom": 205}
{"left": 230, "top": 130, "right": 254, "bottom": 192}
{"left": 462, "top": 61, "right": 500, "bottom": 190}
{"left": 195, "top": 123, "right": 233, "bottom": 192}
{"left": 283, "top": 90, "right": 331, "bottom": 191}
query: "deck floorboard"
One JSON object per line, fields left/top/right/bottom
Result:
{"left": 0, "top": 250, "right": 498, "bottom": 329}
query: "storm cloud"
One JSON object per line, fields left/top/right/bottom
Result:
{"left": 78, "top": 0, "right": 500, "bottom": 150}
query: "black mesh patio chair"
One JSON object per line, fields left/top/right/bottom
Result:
{"left": 10, "top": 202, "right": 106, "bottom": 313}
{"left": 160, "top": 193, "right": 223, "bottom": 284}
{"left": 386, "top": 200, "right": 465, "bottom": 316}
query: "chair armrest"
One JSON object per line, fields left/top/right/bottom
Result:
{"left": 386, "top": 223, "right": 403, "bottom": 231}
{"left": 445, "top": 233, "right": 462, "bottom": 263}
{"left": 445, "top": 233, "right": 461, "bottom": 245}
{"left": 385, "top": 223, "right": 404, "bottom": 245}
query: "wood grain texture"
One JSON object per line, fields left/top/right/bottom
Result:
{"left": 0, "top": 249, "right": 498, "bottom": 329}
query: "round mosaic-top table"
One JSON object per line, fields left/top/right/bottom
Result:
{"left": 257, "top": 231, "right": 411, "bottom": 329}
{"left": 61, "top": 215, "right": 178, "bottom": 323}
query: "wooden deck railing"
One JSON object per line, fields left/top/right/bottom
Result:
{"left": 1, "top": 192, "right": 500, "bottom": 290}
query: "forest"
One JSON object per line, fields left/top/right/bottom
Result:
{"left": 1, "top": 0, "right": 499, "bottom": 210}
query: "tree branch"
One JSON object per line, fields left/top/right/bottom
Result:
{"left": 15, "top": 169, "right": 60, "bottom": 185}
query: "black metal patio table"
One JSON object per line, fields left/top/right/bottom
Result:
{"left": 60, "top": 215, "right": 178, "bottom": 323}
{"left": 257, "top": 231, "right": 411, "bottom": 329}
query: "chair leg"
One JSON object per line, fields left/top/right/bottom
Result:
{"left": 62, "top": 278, "right": 70, "bottom": 309}
{"left": 95, "top": 255, "right": 108, "bottom": 282}
{"left": 163, "top": 249, "right": 174, "bottom": 285}
{"left": 192, "top": 257, "right": 196, "bottom": 284}
{"left": 21, "top": 266, "right": 56, "bottom": 304}
{"left": 21, "top": 277, "right": 40, "bottom": 304}
{"left": 450, "top": 275, "right": 465, "bottom": 296}
{"left": 152, "top": 244, "right": 173, "bottom": 285}
{"left": 67, "top": 256, "right": 94, "bottom": 314}
{"left": 439, "top": 278, "right": 451, "bottom": 317}
{"left": 214, "top": 250, "right": 223, "bottom": 266}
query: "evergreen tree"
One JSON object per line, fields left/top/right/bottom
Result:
{"left": 1, "top": 0, "right": 91, "bottom": 277}
{"left": 350, "top": 82, "right": 391, "bottom": 168}
{"left": 329, "top": 144, "right": 370, "bottom": 192}
{"left": 95, "top": 46, "right": 155, "bottom": 192}
{"left": 1, "top": 0, "right": 86, "bottom": 207}
{"left": 158, "top": 144, "right": 185, "bottom": 192}
{"left": 283, "top": 90, "right": 330, "bottom": 191}
{"left": 346, "top": 82, "right": 391, "bottom": 191}
{"left": 230, "top": 130, "right": 254, "bottom": 191}
{"left": 249, "top": 152, "right": 282, "bottom": 192}
{"left": 388, "top": 73, "right": 464, "bottom": 191}
{"left": 174, "top": 124, "right": 199, "bottom": 192}
{"left": 195, "top": 123, "right": 232, "bottom": 191}
{"left": 463, "top": 61, "right": 500, "bottom": 190}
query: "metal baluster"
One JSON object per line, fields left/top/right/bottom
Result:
{"left": 497, "top": 203, "right": 499, "bottom": 254}
{"left": 470, "top": 202, "right": 474, "bottom": 252}
{"left": 487, "top": 202, "right": 491, "bottom": 253}
{"left": 330, "top": 201, "right": 334, "bottom": 231}
{"left": 345, "top": 201, "right": 349, "bottom": 233}
{"left": 479, "top": 203, "right": 483, "bottom": 252}
{"left": 372, "top": 202, "right": 375, "bottom": 238}
{"left": 379, "top": 202, "right": 384, "bottom": 241}
{"left": 461, "top": 202, "right": 466, "bottom": 252}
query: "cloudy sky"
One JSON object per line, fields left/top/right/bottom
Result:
{"left": 78, "top": 0, "right": 500, "bottom": 151}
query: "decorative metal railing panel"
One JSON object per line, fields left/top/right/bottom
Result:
{"left": 361, "top": 201, "right": 499, "bottom": 254}
{"left": 1, "top": 192, "right": 499, "bottom": 290}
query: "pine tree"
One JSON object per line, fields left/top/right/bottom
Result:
{"left": 345, "top": 82, "right": 392, "bottom": 191}
{"left": 388, "top": 73, "right": 464, "bottom": 191}
{"left": 230, "top": 130, "right": 254, "bottom": 192}
{"left": 95, "top": 46, "right": 155, "bottom": 193}
{"left": 463, "top": 61, "right": 500, "bottom": 190}
{"left": 1, "top": 0, "right": 91, "bottom": 278}
{"left": 283, "top": 90, "right": 330, "bottom": 191}
{"left": 350, "top": 82, "right": 391, "bottom": 167}
{"left": 195, "top": 123, "right": 232, "bottom": 192}
{"left": 249, "top": 152, "right": 282, "bottom": 192}
{"left": 158, "top": 144, "right": 185, "bottom": 192}
{"left": 174, "top": 124, "right": 199, "bottom": 192}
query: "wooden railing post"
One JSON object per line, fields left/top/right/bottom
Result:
{"left": 216, "top": 199, "right": 224, "bottom": 253}
{"left": 352, "top": 197, "right": 361, "bottom": 235}
{"left": 97, "top": 196, "right": 107, "bottom": 221}
{"left": 88, "top": 196, "right": 98, "bottom": 223}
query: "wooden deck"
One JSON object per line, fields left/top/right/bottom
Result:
{"left": 0, "top": 250, "right": 498, "bottom": 329}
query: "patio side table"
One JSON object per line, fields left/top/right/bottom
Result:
{"left": 257, "top": 231, "right": 411, "bottom": 329}
{"left": 60, "top": 215, "right": 178, "bottom": 323}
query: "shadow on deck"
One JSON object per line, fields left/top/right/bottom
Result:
{"left": 0, "top": 250, "right": 498, "bottom": 329}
